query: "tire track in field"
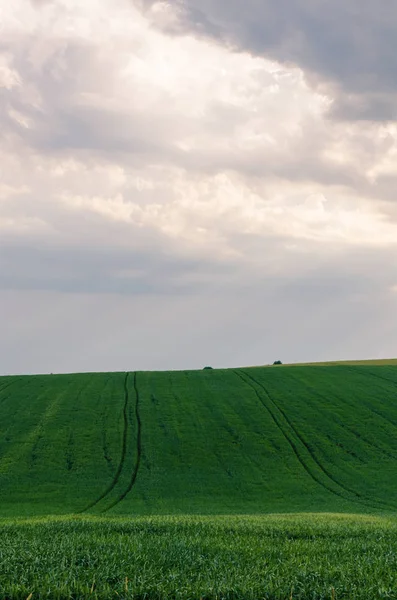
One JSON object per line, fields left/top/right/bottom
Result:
{"left": 242, "top": 369, "right": 397, "bottom": 511}
{"left": 337, "top": 383, "right": 397, "bottom": 435}
{"left": 346, "top": 366, "right": 397, "bottom": 389}
{"left": 243, "top": 369, "right": 397, "bottom": 511}
{"left": 103, "top": 372, "right": 142, "bottom": 511}
{"left": 80, "top": 372, "right": 130, "bottom": 512}
{"left": 0, "top": 381, "right": 15, "bottom": 394}
{"left": 332, "top": 417, "right": 397, "bottom": 462}
{"left": 234, "top": 370, "right": 351, "bottom": 504}
{"left": 285, "top": 372, "right": 397, "bottom": 461}
{"left": 343, "top": 367, "right": 397, "bottom": 431}
{"left": 0, "top": 379, "right": 20, "bottom": 401}
{"left": 235, "top": 370, "right": 394, "bottom": 511}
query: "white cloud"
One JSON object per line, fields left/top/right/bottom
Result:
{"left": 1, "top": 0, "right": 397, "bottom": 372}
{"left": 1, "top": 0, "right": 397, "bottom": 255}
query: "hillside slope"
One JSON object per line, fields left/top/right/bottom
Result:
{"left": 1, "top": 365, "right": 397, "bottom": 516}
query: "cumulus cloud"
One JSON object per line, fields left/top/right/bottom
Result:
{"left": 0, "top": 0, "right": 396, "bottom": 373}
{"left": 143, "top": 0, "right": 397, "bottom": 123}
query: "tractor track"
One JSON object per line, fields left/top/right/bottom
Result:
{"left": 346, "top": 366, "right": 397, "bottom": 389}
{"left": 0, "top": 379, "right": 22, "bottom": 402}
{"left": 242, "top": 369, "right": 397, "bottom": 511}
{"left": 343, "top": 367, "right": 397, "bottom": 431}
{"left": 0, "top": 380, "right": 17, "bottom": 395}
{"left": 332, "top": 417, "right": 397, "bottom": 461}
{"left": 103, "top": 372, "right": 142, "bottom": 511}
{"left": 80, "top": 372, "right": 130, "bottom": 513}
{"left": 246, "top": 369, "right": 397, "bottom": 511}
{"left": 234, "top": 370, "right": 352, "bottom": 504}
{"left": 236, "top": 369, "right": 395, "bottom": 512}
{"left": 286, "top": 372, "right": 397, "bottom": 461}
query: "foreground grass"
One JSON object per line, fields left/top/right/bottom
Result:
{"left": 1, "top": 513, "right": 397, "bottom": 599}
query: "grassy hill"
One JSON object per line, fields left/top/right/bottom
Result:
{"left": 1, "top": 363, "right": 397, "bottom": 517}
{"left": 275, "top": 358, "right": 397, "bottom": 367}
{"left": 2, "top": 362, "right": 397, "bottom": 599}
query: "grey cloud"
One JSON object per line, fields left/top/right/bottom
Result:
{"left": 138, "top": 0, "right": 222, "bottom": 37}
{"left": 3, "top": 27, "right": 395, "bottom": 206}
{"left": 0, "top": 231, "right": 237, "bottom": 295}
{"left": 32, "top": 107, "right": 164, "bottom": 156}
{"left": 329, "top": 94, "right": 397, "bottom": 122}
{"left": 1, "top": 243, "right": 396, "bottom": 375}
{"left": 145, "top": 0, "right": 397, "bottom": 122}
{"left": 178, "top": 5, "right": 222, "bottom": 37}
{"left": 0, "top": 34, "right": 199, "bottom": 161}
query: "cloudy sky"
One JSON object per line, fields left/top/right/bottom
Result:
{"left": 1, "top": 0, "right": 397, "bottom": 375}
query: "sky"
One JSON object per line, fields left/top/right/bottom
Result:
{"left": 1, "top": 0, "right": 397, "bottom": 375}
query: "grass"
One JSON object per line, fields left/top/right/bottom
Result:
{"left": 2, "top": 365, "right": 397, "bottom": 516}
{"left": 272, "top": 358, "right": 397, "bottom": 367}
{"left": 2, "top": 364, "right": 397, "bottom": 598}
{"left": 2, "top": 513, "right": 397, "bottom": 599}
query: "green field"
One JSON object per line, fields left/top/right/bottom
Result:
{"left": 274, "top": 358, "right": 397, "bottom": 367}
{"left": 2, "top": 513, "right": 397, "bottom": 600}
{"left": 1, "top": 363, "right": 397, "bottom": 598}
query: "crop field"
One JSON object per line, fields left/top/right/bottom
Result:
{"left": 276, "top": 358, "right": 397, "bottom": 367}
{"left": 1, "top": 363, "right": 397, "bottom": 598}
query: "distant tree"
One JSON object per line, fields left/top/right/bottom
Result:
{"left": 203, "top": 366, "right": 213, "bottom": 370}
{"left": 273, "top": 360, "right": 282, "bottom": 365}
